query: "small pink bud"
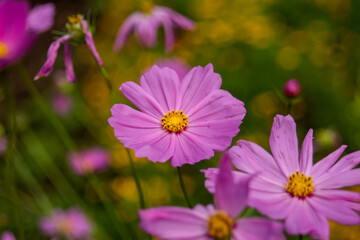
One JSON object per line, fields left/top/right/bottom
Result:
{"left": 283, "top": 79, "right": 301, "bottom": 98}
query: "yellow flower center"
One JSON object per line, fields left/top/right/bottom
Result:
{"left": 0, "top": 42, "right": 9, "bottom": 58}
{"left": 66, "top": 14, "right": 84, "bottom": 35}
{"left": 67, "top": 14, "right": 83, "bottom": 25}
{"left": 286, "top": 170, "right": 314, "bottom": 198}
{"left": 141, "top": 1, "right": 154, "bottom": 14}
{"left": 208, "top": 211, "right": 233, "bottom": 240}
{"left": 161, "top": 109, "right": 188, "bottom": 133}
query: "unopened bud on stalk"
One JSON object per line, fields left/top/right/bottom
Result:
{"left": 283, "top": 79, "right": 301, "bottom": 98}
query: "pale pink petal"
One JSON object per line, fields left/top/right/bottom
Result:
{"left": 34, "top": 34, "right": 72, "bottom": 80}
{"left": 161, "top": 16, "right": 175, "bottom": 52}
{"left": 113, "top": 13, "right": 140, "bottom": 52}
{"left": 284, "top": 200, "right": 314, "bottom": 236}
{"left": 327, "top": 150, "right": 360, "bottom": 174}
{"left": 139, "top": 206, "right": 208, "bottom": 239}
{"left": 270, "top": 115, "right": 299, "bottom": 176}
{"left": 310, "top": 145, "right": 346, "bottom": 179}
{"left": 229, "top": 141, "right": 287, "bottom": 183}
{"left": 315, "top": 169, "right": 360, "bottom": 189}
{"left": 299, "top": 129, "right": 313, "bottom": 175}
{"left": 315, "top": 189, "right": 360, "bottom": 201}
{"left": 64, "top": 42, "right": 75, "bottom": 82}
{"left": 170, "top": 131, "right": 213, "bottom": 167}
{"left": 81, "top": 20, "right": 103, "bottom": 66}
{"left": 232, "top": 218, "right": 285, "bottom": 240}
{"left": 214, "top": 155, "right": 251, "bottom": 218}
{"left": 201, "top": 168, "right": 248, "bottom": 194}
{"left": 108, "top": 104, "right": 174, "bottom": 163}
{"left": 164, "top": 7, "right": 195, "bottom": 30}
{"left": 26, "top": 3, "right": 55, "bottom": 33}
{"left": 120, "top": 81, "right": 164, "bottom": 118}
{"left": 135, "top": 16, "right": 160, "bottom": 48}
{"left": 185, "top": 90, "right": 245, "bottom": 151}
{"left": 180, "top": 64, "right": 222, "bottom": 113}
{"left": 308, "top": 196, "right": 360, "bottom": 225}
{"left": 140, "top": 66, "right": 181, "bottom": 111}
{"left": 308, "top": 214, "right": 329, "bottom": 240}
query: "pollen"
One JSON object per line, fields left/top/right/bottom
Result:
{"left": 161, "top": 109, "right": 188, "bottom": 133}
{"left": 0, "top": 42, "right": 9, "bottom": 58}
{"left": 208, "top": 211, "right": 233, "bottom": 239}
{"left": 286, "top": 170, "right": 314, "bottom": 198}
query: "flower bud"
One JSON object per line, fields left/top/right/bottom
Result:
{"left": 283, "top": 79, "right": 301, "bottom": 98}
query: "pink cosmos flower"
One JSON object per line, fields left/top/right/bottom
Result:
{"left": 39, "top": 208, "right": 92, "bottom": 240}
{"left": 35, "top": 14, "right": 103, "bottom": 82}
{"left": 139, "top": 155, "right": 285, "bottom": 240}
{"left": 114, "top": 3, "right": 195, "bottom": 53}
{"left": 68, "top": 147, "right": 110, "bottom": 175}
{"left": 203, "top": 114, "right": 360, "bottom": 239}
{"left": 1, "top": 232, "right": 15, "bottom": 240}
{"left": 51, "top": 93, "right": 73, "bottom": 117}
{"left": 108, "top": 63, "right": 246, "bottom": 167}
{"left": 0, "top": 0, "right": 55, "bottom": 70}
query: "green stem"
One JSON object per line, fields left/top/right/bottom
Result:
{"left": 3, "top": 72, "right": 24, "bottom": 240}
{"left": 299, "top": 235, "right": 303, "bottom": 240}
{"left": 18, "top": 63, "right": 77, "bottom": 150}
{"left": 99, "top": 66, "right": 118, "bottom": 103}
{"left": 126, "top": 149, "right": 146, "bottom": 209}
{"left": 287, "top": 100, "right": 292, "bottom": 115}
{"left": 177, "top": 167, "right": 192, "bottom": 208}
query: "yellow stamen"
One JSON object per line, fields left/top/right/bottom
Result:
{"left": 161, "top": 109, "right": 188, "bottom": 133}
{"left": 67, "top": 14, "right": 83, "bottom": 24}
{"left": 286, "top": 170, "right": 314, "bottom": 198}
{"left": 208, "top": 211, "right": 233, "bottom": 239}
{"left": 0, "top": 42, "right": 9, "bottom": 58}
{"left": 141, "top": 0, "right": 154, "bottom": 14}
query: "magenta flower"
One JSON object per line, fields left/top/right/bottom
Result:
{"left": 0, "top": 0, "right": 55, "bottom": 71}
{"left": 108, "top": 64, "right": 246, "bottom": 167}
{"left": 39, "top": 208, "right": 92, "bottom": 240}
{"left": 1, "top": 232, "right": 15, "bottom": 240}
{"left": 35, "top": 14, "right": 103, "bottom": 82}
{"left": 139, "top": 155, "right": 284, "bottom": 240}
{"left": 51, "top": 93, "right": 73, "bottom": 117}
{"left": 204, "top": 115, "right": 360, "bottom": 239}
{"left": 283, "top": 79, "right": 301, "bottom": 98}
{"left": 68, "top": 147, "right": 110, "bottom": 175}
{"left": 156, "top": 58, "right": 190, "bottom": 81}
{"left": 114, "top": 3, "right": 195, "bottom": 53}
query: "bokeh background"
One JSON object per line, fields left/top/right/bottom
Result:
{"left": 1, "top": 0, "right": 360, "bottom": 239}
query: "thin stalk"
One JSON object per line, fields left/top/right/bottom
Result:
{"left": 299, "top": 235, "right": 303, "bottom": 240}
{"left": 4, "top": 73, "right": 24, "bottom": 240}
{"left": 126, "top": 149, "right": 145, "bottom": 209}
{"left": 287, "top": 100, "right": 292, "bottom": 115}
{"left": 177, "top": 167, "right": 192, "bottom": 208}
{"left": 99, "top": 66, "right": 118, "bottom": 103}
{"left": 18, "top": 63, "right": 77, "bottom": 150}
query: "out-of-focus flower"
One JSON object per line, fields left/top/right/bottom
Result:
{"left": 114, "top": 2, "right": 195, "bottom": 53}
{"left": 156, "top": 58, "right": 190, "bottom": 80}
{"left": 1, "top": 232, "right": 15, "bottom": 240}
{"left": 0, "top": 137, "right": 7, "bottom": 155}
{"left": 39, "top": 208, "right": 92, "bottom": 240}
{"left": 0, "top": 0, "right": 55, "bottom": 71}
{"left": 51, "top": 93, "right": 73, "bottom": 117}
{"left": 108, "top": 64, "right": 246, "bottom": 167}
{"left": 68, "top": 147, "right": 110, "bottom": 175}
{"left": 35, "top": 14, "right": 103, "bottom": 82}
{"left": 204, "top": 115, "right": 360, "bottom": 239}
{"left": 283, "top": 79, "right": 301, "bottom": 99}
{"left": 139, "top": 155, "right": 285, "bottom": 239}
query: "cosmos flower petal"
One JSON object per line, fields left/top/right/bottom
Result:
{"left": 140, "top": 65, "right": 181, "bottom": 111}
{"left": 161, "top": 16, "right": 176, "bottom": 52}
{"left": 162, "top": 7, "right": 195, "bottom": 30}
{"left": 229, "top": 140, "right": 287, "bottom": 182}
{"left": 180, "top": 64, "right": 222, "bottom": 113}
{"left": 120, "top": 81, "right": 165, "bottom": 118}
{"left": 315, "top": 168, "right": 360, "bottom": 189}
{"left": 232, "top": 218, "right": 285, "bottom": 240}
{"left": 64, "top": 41, "right": 75, "bottom": 82}
{"left": 284, "top": 200, "right": 314, "bottom": 235}
{"left": 201, "top": 168, "right": 248, "bottom": 194}
{"left": 214, "top": 155, "right": 251, "bottom": 218}
{"left": 81, "top": 20, "right": 103, "bottom": 66}
{"left": 135, "top": 16, "right": 159, "bottom": 47}
{"left": 327, "top": 150, "right": 360, "bottom": 174}
{"left": 308, "top": 196, "right": 360, "bottom": 225}
{"left": 299, "top": 129, "right": 313, "bottom": 175}
{"left": 315, "top": 189, "right": 360, "bottom": 201}
{"left": 34, "top": 34, "right": 72, "bottom": 80}
{"left": 139, "top": 206, "right": 208, "bottom": 239}
{"left": 113, "top": 13, "right": 140, "bottom": 52}
{"left": 26, "top": 3, "right": 55, "bottom": 33}
{"left": 310, "top": 145, "right": 346, "bottom": 179}
{"left": 270, "top": 115, "right": 299, "bottom": 176}
{"left": 0, "top": 0, "right": 28, "bottom": 42}
{"left": 171, "top": 131, "right": 213, "bottom": 167}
